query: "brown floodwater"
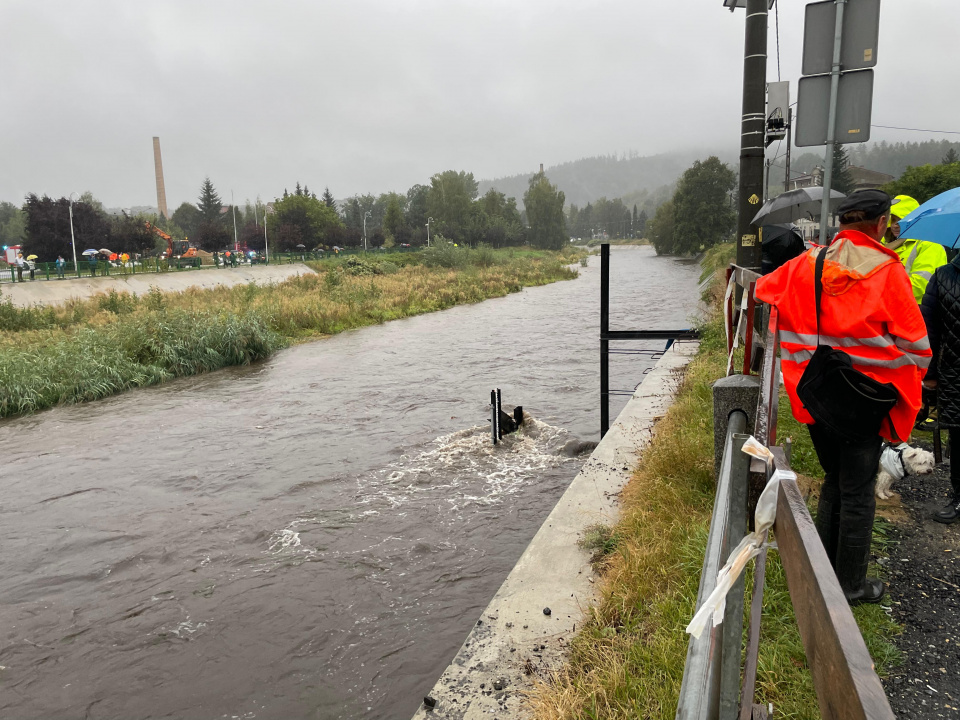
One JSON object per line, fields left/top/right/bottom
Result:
{"left": 0, "top": 247, "right": 702, "bottom": 719}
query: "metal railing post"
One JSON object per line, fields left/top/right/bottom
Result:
{"left": 677, "top": 410, "right": 749, "bottom": 720}
{"left": 719, "top": 432, "right": 751, "bottom": 718}
{"left": 600, "top": 243, "right": 610, "bottom": 437}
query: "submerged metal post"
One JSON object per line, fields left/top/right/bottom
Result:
{"left": 491, "top": 390, "right": 498, "bottom": 445}
{"left": 600, "top": 243, "right": 610, "bottom": 437}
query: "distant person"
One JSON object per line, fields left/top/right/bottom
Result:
{"left": 56, "top": 255, "right": 65, "bottom": 279}
{"left": 15, "top": 252, "right": 24, "bottom": 282}
{"left": 756, "top": 189, "right": 930, "bottom": 605}
{"left": 88, "top": 254, "right": 98, "bottom": 277}
{"left": 883, "top": 194, "right": 948, "bottom": 303}
{"left": 26, "top": 257, "right": 35, "bottom": 280}
{"left": 920, "top": 251, "right": 960, "bottom": 523}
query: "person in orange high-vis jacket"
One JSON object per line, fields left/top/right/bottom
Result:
{"left": 756, "top": 189, "right": 930, "bottom": 605}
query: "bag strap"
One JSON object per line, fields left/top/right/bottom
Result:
{"left": 814, "top": 246, "right": 828, "bottom": 343}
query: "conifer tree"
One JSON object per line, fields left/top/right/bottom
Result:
{"left": 322, "top": 187, "right": 337, "bottom": 209}
{"left": 197, "top": 178, "right": 223, "bottom": 224}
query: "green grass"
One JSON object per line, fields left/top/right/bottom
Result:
{"left": 532, "top": 266, "right": 901, "bottom": 720}
{"left": 0, "top": 246, "right": 586, "bottom": 418}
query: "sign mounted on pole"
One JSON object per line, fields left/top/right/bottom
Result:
{"left": 802, "top": 0, "right": 881, "bottom": 76}
{"left": 766, "top": 81, "right": 790, "bottom": 146}
{"left": 795, "top": 69, "right": 874, "bottom": 146}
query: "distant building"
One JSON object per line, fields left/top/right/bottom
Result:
{"left": 848, "top": 165, "right": 895, "bottom": 191}
{"left": 789, "top": 165, "right": 894, "bottom": 192}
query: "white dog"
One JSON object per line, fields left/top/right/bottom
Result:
{"left": 875, "top": 443, "right": 936, "bottom": 499}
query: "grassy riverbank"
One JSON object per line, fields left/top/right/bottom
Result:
{"left": 0, "top": 246, "right": 584, "bottom": 418}
{"left": 532, "top": 246, "right": 900, "bottom": 720}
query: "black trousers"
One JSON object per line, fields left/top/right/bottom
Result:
{"left": 951, "top": 430, "right": 959, "bottom": 496}
{"left": 808, "top": 423, "right": 883, "bottom": 594}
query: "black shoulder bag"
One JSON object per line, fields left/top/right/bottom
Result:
{"left": 795, "top": 247, "right": 898, "bottom": 442}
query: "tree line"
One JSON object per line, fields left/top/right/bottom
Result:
{"left": 567, "top": 197, "right": 647, "bottom": 240}
{"left": 3, "top": 169, "right": 570, "bottom": 261}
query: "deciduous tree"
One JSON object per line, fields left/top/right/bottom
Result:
{"left": 268, "top": 192, "right": 344, "bottom": 250}
{"left": 648, "top": 199, "right": 676, "bottom": 255}
{"left": 22, "top": 194, "right": 110, "bottom": 261}
{"left": 0, "top": 201, "right": 25, "bottom": 248}
{"left": 671, "top": 156, "right": 736, "bottom": 255}
{"left": 523, "top": 171, "right": 566, "bottom": 250}
{"left": 171, "top": 202, "right": 202, "bottom": 240}
{"left": 884, "top": 162, "right": 960, "bottom": 204}
{"left": 427, "top": 170, "right": 479, "bottom": 242}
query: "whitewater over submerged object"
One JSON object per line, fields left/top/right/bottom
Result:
{"left": 490, "top": 389, "right": 523, "bottom": 445}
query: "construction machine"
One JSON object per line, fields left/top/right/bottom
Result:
{"left": 145, "top": 221, "right": 193, "bottom": 257}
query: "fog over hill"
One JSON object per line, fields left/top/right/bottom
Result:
{"left": 479, "top": 149, "right": 738, "bottom": 211}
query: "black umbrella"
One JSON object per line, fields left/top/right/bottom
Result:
{"left": 751, "top": 187, "right": 846, "bottom": 226}
{"left": 761, "top": 223, "right": 805, "bottom": 274}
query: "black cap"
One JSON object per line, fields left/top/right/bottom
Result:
{"left": 835, "top": 189, "right": 892, "bottom": 222}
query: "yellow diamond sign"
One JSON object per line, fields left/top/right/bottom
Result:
{"left": 748, "top": 194, "right": 761, "bottom": 205}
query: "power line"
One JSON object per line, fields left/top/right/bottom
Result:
{"left": 872, "top": 124, "right": 960, "bottom": 135}
{"left": 775, "top": 0, "right": 781, "bottom": 82}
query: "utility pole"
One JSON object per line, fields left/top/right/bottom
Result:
{"left": 733, "top": 0, "right": 769, "bottom": 272}
{"left": 68, "top": 191, "right": 80, "bottom": 277}
{"left": 363, "top": 210, "right": 371, "bottom": 251}
{"left": 784, "top": 107, "right": 793, "bottom": 192}
{"left": 231, "top": 190, "right": 239, "bottom": 252}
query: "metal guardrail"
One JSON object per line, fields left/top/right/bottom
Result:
{"left": 676, "top": 410, "right": 750, "bottom": 720}
{"left": 677, "top": 263, "right": 895, "bottom": 720}
{"left": 0, "top": 249, "right": 421, "bottom": 286}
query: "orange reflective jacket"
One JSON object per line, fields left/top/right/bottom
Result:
{"left": 755, "top": 229, "right": 930, "bottom": 442}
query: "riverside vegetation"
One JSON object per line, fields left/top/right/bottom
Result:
{"left": 0, "top": 244, "right": 585, "bottom": 418}
{"left": 532, "top": 243, "right": 900, "bottom": 720}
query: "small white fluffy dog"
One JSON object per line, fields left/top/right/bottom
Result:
{"left": 875, "top": 443, "right": 936, "bottom": 499}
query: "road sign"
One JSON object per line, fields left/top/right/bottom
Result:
{"left": 802, "top": 0, "right": 881, "bottom": 76}
{"left": 723, "top": 0, "right": 775, "bottom": 8}
{"left": 796, "top": 69, "right": 873, "bottom": 146}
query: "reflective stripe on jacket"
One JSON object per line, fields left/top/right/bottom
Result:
{"left": 755, "top": 229, "right": 930, "bottom": 442}
{"left": 888, "top": 238, "right": 948, "bottom": 303}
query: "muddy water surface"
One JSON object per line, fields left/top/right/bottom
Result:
{"left": 0, "top": 247, "right": 701, "bottom": 719}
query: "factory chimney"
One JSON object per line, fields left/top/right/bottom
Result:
{"left": 153, "top": 137, "right": 169, "bottom": 219}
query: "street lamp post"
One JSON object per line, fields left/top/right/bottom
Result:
{"left": 68, "top": 191, "right": 80, "bottom": 277}
{"left": 263, "top": 215, "right": 269, "bottom": 264}
{"left": 426, "top": 217, "right": 434, "bottom": 247}
{"left": 363, "top": 210, "right": 372, "bottom": 252}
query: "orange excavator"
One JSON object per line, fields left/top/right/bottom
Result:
{"left": 145, "top": 221, "right": 197, "bottom": 258}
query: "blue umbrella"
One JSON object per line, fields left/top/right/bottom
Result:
{"left": 82, "top": 249, "right": 99, "bottom": 255}
{"left": 897, "top": 187, "right": 960, "bottom": 249}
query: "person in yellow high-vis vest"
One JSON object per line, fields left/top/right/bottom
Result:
{"left": 884, "top": 194, "right": 948, "bottom": 303}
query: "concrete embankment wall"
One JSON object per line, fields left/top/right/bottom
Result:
{"left": 1, "top": 264, "right": 316, "bottom": 307}
{"left": 412, "top": 341, "right": 699, "bottom": 720}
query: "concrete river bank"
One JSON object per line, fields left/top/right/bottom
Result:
{"left": 0, "top": 247, "right": 701, "bottom": 719}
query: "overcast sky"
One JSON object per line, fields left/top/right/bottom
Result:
{"left": 2, "top": 0, "right": 958, "bottom": 210}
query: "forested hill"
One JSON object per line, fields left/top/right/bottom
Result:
{"left": 478, "top": 150, "right": 737, "bottom": 210}
{"left": 792, "top": 139, "right": 960, "bottom": 178}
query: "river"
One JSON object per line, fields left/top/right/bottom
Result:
{"left": 0, "top": 246, "right": 702, "bottom": 720}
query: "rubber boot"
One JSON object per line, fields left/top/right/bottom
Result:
{"left": 815, "top": 481, "right": 841, "bottom": 568}
{"left": 835, "top": 521, "right": 885, "bottom": 605}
